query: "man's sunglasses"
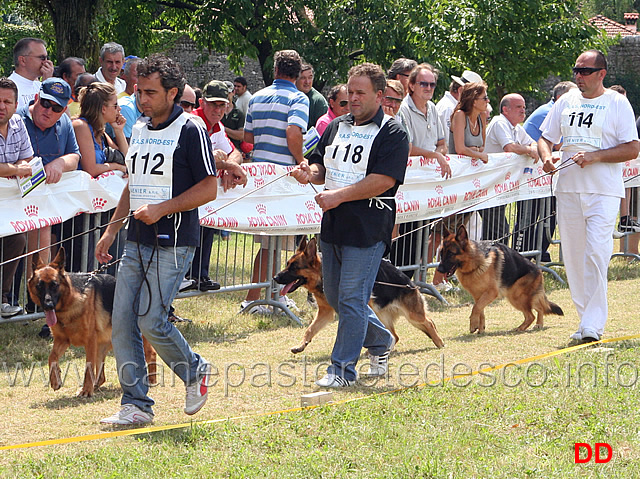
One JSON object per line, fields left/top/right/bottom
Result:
{"left": 39, "top": 98, "right": 65, "bottom": 113}
{"left": 418, "top": 81, "right": 436, "bottom": 89}
{"left": 338, "top": 100, "right": 348, "bottom": 107}
{"left": 180, "top": 100, "right": 196, "bottom": 109}
{"left": 572, "top": 67, "right": 604, "bottom": 76}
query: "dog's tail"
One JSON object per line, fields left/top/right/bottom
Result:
{"left": 546, "top": 301, "right": 564, "bottom": 316}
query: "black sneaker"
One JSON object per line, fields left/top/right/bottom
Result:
{"left": 198, "top": 277, "right": 221, "bottom": 292}
{"left": 618, "top": 216, "right": 640, "bottom": 233}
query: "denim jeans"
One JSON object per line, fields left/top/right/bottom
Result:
{"left": 320, "top": 239, "right": 393, "bottom": 381}
{"left": 111, "top": 241, "right": 204, "bottom": 414}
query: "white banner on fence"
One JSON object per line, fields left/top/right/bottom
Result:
{"left": 0, "top": 170, "right": 126, "bottom": 238}
{"left": 2, "top": 154, "right": 640, "bottom": 239}
{"left": 199, "top": 153, "right": 561, "bottom": 235}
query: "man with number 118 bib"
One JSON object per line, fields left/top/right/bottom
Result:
{"left": 292, "top": 63, "right": 409, "bottom": 387}
{"left": 539, "top": 50, "right": 639, "bottom": 343}
{"left": 96, "top": 55, "right": 217, "bottom": 424}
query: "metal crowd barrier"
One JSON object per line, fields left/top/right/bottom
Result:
{"left": 2, "top": 189, "right": 638, "bottom": 326}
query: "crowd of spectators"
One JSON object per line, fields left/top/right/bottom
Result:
{"left": 2, "top": 38, "right": 640, "bottom": 324}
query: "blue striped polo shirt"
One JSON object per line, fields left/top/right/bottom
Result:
{"left": 0, "top": 114, "right": 34, "bottom": 164}
{"left": 245, "top": 79, "right": 309, "bottom": 165}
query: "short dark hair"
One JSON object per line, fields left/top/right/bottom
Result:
{"left": 348, "top": 63, "right": 386, "bottom": 93}
{"left": 300, "top": 63, "right": 314, "bottom": 74}
{"left": 327, "top": 84, "right": 346, "bottom": 102}
{"left": 449, "top": 81, "right": 461, "bottom": 94}
{"left": 584, "top": 49, "right": 607, "bottom": 70}
{"left": 74, "top": 73, "right": 98, "bottom": 97}
{"left": 13, "top": 37, "right": 46, "bottom": 67}
{"left": 137, "top": 54, "right": 185, "bottom": 103}
{"left": 233, "top": 76, "right": 247, "bottom": 86}
{"left": 0, "top": 77, "right": 18, "bottom": 103}
{"left": 610, "top": 84, "right": 626, "bottom": 95}
{"left": 58, "top": 57, "right": 85, "bottom": 80}
{"left": 273, "top": 50, "right": 302, "bottom": 80}
{"left": 387, "top": 58, "right": 417, "bottom": 80}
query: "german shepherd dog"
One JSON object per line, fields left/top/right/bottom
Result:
{"left": 274, "top": 237, "right": 444, "bottom": 353}
{"left": 28, "top": 248, "right": 157, "bottom": 397}
{"left": 437, "top": 225, "right": 563, "bottom": 334}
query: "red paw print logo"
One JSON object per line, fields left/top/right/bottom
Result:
{"left": 625, "top": 161, "right": 631, "bottom": 167}
{"left": 256, "top": 204, "right": 267, "bottom": 215}
{"left": 472, "top": 178, "right": 481, "bottom": 188}
{"left": 471, "top": 159, "right": 479, "bottom": 167}
{"left": 435, "top": 185, "right": 443, "bottom": 195}
{"left": 92, "top": 197, "right": 107, "bottom": 211}
{"left": 505, "top": 172, "right": 511, "bottom": 181}
{"left": 304, "top": 200, "right": 316, "bottom": 211}
{"left": 204, "top": 206, "right": 214, "bottom": 214}
{"left": 25, "top": 205, "right": 38, "bottom": 217}
{"left": 254, "top": 178, "right": 265, "bottom": 188}
{"left": 537, "top": 166, "right": 544, "bottom": 175}
{"left": 435, "top": 164, "right": 442, "bottom": 173}
{"left": 396, "top": 191, "right": 404, "bottom": 201}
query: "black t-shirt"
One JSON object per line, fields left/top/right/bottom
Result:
{"left": 127, "top": 104, "right": 216, "bottom": 247}
{"left": 221, "top": 106, "right": 245, "bottom": 150}
{"left": 309, "top": 107, "right": 409, "bottom": 251}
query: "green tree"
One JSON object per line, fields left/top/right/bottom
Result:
{"left": 438, "top": 0, "right": 611, "bottom": 100}
{"left": 581, "top": 0, "right": 638, "bottom": 23}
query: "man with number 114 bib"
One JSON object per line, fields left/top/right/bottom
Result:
{"left": 292, "top": 63, "right": 409, "bottom": 387}
{"left": 539, "top": 50, "right": 639, "bottom": 343}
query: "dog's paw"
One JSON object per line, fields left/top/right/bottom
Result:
{"left": 290, "top": 344, "right": 307, "bottom": 354}
{"left": 77, "top": 387, "right": 94, "bottom": 398}
{"left": 50, "top": 367, "right": 62, "bottom": 391}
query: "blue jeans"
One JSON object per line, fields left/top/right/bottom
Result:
{"left": 111, "top": 241, "right": 204, "bottom": 414}
{"left": 320, "top": 240, "right": 393, "bottom": 381}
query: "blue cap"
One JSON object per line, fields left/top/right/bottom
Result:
{"left": 40, "top": 78, "right": 71, "bottom": 108}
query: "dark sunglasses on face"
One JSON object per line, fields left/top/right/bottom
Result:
{"left": 384, "top": 96, "right": 403, "bottom": 104}
{"left": 180, "top": 100, "right": 196, "bottom": 109}
{"left": 418, "top": 81, "right": 436, "bottom": 89}
{"left": 39, "top": 98, "right": 65, "bottom": 113}
{"left": 338, "top": 100, "right": 348, "bottom": 107}
{"left": 572, "top": 67, "right": 603, "bottom": 76}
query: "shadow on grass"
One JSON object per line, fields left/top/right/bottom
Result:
{"left": 447, "top": 326, "right": 549, "bottom": 343}
{"left": 39, "top": 385, "right": 122, "bottom": 410}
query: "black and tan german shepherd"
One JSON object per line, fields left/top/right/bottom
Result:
{"left": 274, "top": 237, "right": 445, "bottom": 353}
{"left": 28, "top": 247, "right": 157, "bottom": 397}
{"left": 437, "top": 225, "right": 563, "bottom": 334}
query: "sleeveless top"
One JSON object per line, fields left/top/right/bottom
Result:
{"left": 80, "top": 117, "right": 107, "bottom": 165}
{"left": 448, "top": 114, "right": 483, "bottom": 154}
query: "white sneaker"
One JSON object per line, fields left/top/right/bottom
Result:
{"left": 569, "top": 331, "right": 582, "bottom": 340}
{"left": 179, "top": 278, "right": 196, "bottom": 292}
{"left": 278, "top": 295, "right": 299, "bottom": 312}
{"left": 185, "top": 362, "right": 211, "bottom": 415}
{"left": 240, "top": 300, "right": 272, "bottom": 315}
{"left": 100, "top": 404, "right": 153, "bottom": 425}
{"left": 315, "top": 373, "right": 355, "bottom": 388}
{"left": 364, "top": 350, "right": 390, "bottom": 377}
{"left": 434, "top": 281, "right": 452, "bottom": 293}
{"left": 1, "top": 303, "right": 23, "bottom": 318}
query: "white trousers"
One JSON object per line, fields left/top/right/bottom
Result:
{"left": 557, "top": 192, "right": 619, "bottom": 338}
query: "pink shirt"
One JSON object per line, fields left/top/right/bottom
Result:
{"left": 315, "top": 108, "right": 337, "bottom": 136}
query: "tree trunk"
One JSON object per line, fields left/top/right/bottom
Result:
{"left": 47, "top": 0, "right": 102, "bottom": 71}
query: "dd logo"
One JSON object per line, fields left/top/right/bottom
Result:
{"left": 574, "top": 443, "right": 613, "bottom": 463}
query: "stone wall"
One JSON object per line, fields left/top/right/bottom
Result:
{"left": 603, "top": 36, "right": 640, "bottom": 111}
{"left": 164, "top": 35, "right": 266, "bottom": 93}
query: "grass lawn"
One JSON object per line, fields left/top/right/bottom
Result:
{"left": 0, "top": 245, "right": 639, "bottom": 478}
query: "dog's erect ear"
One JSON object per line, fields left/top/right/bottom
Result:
{"left": 306, "top": 237, "right": 318, "bottom": 258}
{"left": 31, "top": 253, "right": 45, "bottom": 275}
{"left": 51, "top": 247, "right": 66, "bottom": 271}
{"left": 441, "top": 225, "right": 451, "bottom": 238}
{"left": 297, "top": 236, "right": 308, "bottom": 253}
{"left": 456, "top": 225, "right": 469, "bottom": 243}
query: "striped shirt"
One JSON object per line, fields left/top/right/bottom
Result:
{"left": 245, "top": 79, "right": 309, "bottom": 165}
{"left": 0, "top": 114, "right": 34, "bottom": 164}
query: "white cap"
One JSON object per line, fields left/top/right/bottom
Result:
{"left": 451, "top": 70, "right": 482, "bottom": 86}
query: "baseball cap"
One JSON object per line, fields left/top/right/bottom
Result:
{"left": 203, "top": 80, "right": 229, "bottom": 103}
{"left": 39, "top": 78, "right": 72, "bottom": 107}
{"left": 223, "top": 81, "right": 234, "bottom": 93}
{"left": 451, "top": 70, "right": 483, "bottom": 87}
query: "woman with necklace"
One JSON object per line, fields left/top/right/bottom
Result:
{"left": 449, "top": 81, "right": 490, "bottom": 163}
